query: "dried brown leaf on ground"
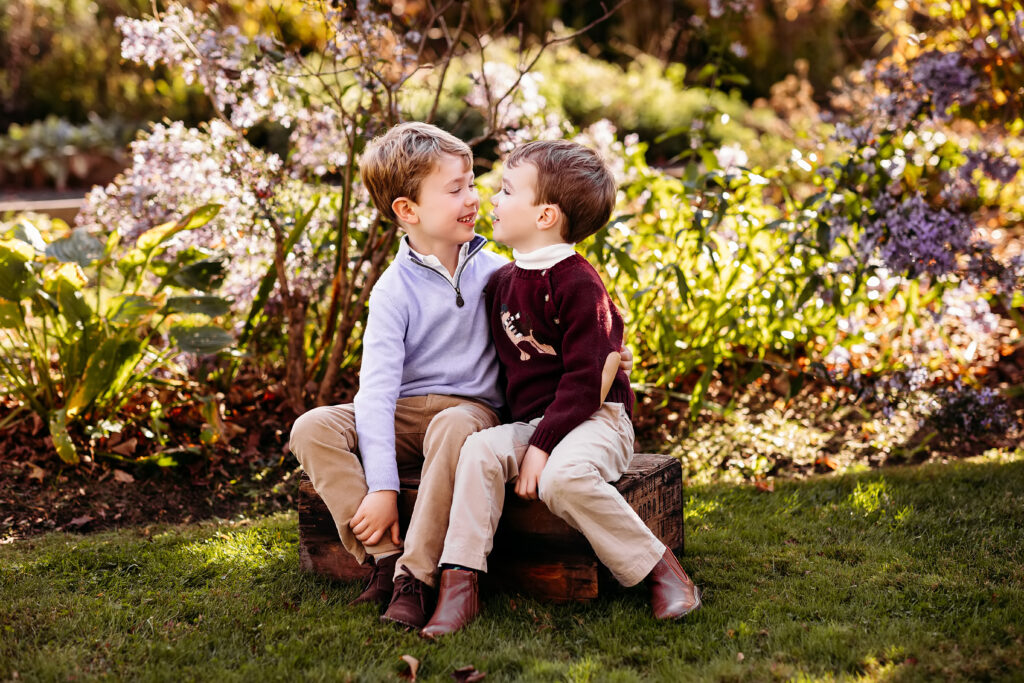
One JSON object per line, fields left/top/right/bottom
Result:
{"left": 399, "top": 654, "right": 420, "bottom": 681}
{"left": 452, "top": 664, "right": 486, "bottom": 682}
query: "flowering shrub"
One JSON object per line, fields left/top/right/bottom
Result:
{"left": 77, "top": 1, "right": 620, "bottom": 415}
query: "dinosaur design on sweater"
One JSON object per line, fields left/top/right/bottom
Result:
{"left": 500, "top": 305, "right": 557, "bottom": 360}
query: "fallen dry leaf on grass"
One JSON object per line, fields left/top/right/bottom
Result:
{"left": 452, "top": 664, "right": 486, "bottom": 682}
{"left": 399, "top": 654, "right": 420, "bottom": 681}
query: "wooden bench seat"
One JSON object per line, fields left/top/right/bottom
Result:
{"left": 298, "top": 453, "right": 683, "bottom": 602}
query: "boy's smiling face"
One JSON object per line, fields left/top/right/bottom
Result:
{"left": 396, "top": 152, "right": 478, "bottom": 258}
{"left": 492, "top": 161, "right": 560, "bottom": 252}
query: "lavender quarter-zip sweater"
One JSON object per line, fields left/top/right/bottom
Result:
{"left": 353, "top": 234, "right": 508, "bottom": 492}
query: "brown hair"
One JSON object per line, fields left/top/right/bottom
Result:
{"left": 504, "top": 140, "right": 616, "bottom": 242}
{"left": 359, "top": 122, "right": 472, "bottom": 223}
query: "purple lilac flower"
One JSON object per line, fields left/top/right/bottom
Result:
{"left": 861, "top": 194, "right": 975, "bottom": 278}
{"left": 871, "top": 51, "right": 980, "bottom": 129}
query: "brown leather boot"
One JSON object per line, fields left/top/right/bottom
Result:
{"left": 419, "top": 569, "right": 479, "bottom": 639}
{"left": 647, "top": 549, "right": 702, "bottom": 620}
{"left": 349, "top": 552, "right": 399, "bottom": 607}
{"left": 381, "top": 566, "right": 436, "bottom": 629}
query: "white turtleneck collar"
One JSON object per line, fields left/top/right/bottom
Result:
{"left": 513, "top": 242, "right": 577, "bottom": 270}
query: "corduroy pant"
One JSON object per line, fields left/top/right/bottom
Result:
{"left": 439, "top": 402, "right": 665, "bottom": 587}
{"left": 289, "top": 394, "right": 500, "bottom": 586}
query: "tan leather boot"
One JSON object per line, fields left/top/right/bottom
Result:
{"left": 647, "top": 549, "right": 702, "bottom": 619}
{"left": 420, "top": 569, "right": 479, "bottom": 639}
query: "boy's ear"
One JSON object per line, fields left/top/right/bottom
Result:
{"left": 535, "top": 204, "right": 563, "bottom": 232}
{"left": 392, "top": 197, "right": 419, "bottom": 224}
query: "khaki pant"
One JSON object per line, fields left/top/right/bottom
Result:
{"left": 440, "top": 403, "right": 665, "bottom": 587}
{"left": 289, "top": 394, "right": 500, "bottom": 587}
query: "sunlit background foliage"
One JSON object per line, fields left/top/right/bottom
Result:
{"left": 0, "top": 0, "right": 1020, "bottom": 478}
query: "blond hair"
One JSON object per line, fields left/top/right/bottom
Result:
{"left": 359, "top": 122, "right": 472, "bottom": 223}
{"left": 505, "top": 140, "right": 616, "bottom": 243}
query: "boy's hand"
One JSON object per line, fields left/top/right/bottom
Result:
{"left": 619, "top": 345, "right": 634, "bottom": 375}
{"left": 350, "top": 490, "right": 401, "bottom": 547}
{"left": 515, "top": 445, "right": 549, "bottom": 500}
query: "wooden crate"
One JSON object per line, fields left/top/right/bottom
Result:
{"left": 297, "top": 453, "right": 683, "bottom": 601}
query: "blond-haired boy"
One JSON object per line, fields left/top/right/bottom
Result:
{"left": 422, "top": 140, "right": 701, "bottom": 638}
{"left": 289, "top": 122, "right": 507, "bottom": 628}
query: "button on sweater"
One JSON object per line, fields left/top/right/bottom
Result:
{"left": 485, "top": 253, "right": 635, "bottom": 453}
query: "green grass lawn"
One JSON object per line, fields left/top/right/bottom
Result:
{"left": 3, "top": 454, "right": 1023, "bottom": 682}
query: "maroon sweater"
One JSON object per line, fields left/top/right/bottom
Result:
{"left": 485, "top": 253, "right": 635, "bottom": 453}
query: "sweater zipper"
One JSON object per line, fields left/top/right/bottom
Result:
{"left": 407, "top": 239, "right": 485, "bottom": 307}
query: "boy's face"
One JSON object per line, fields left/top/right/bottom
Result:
{"left": 402, "top": 153, "right": 478, "bottom": 255}
{"left": 491, "top": 161, "right": 550, "bottom": 251}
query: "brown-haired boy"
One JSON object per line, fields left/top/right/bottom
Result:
{"left": 421, "top": 139, "right": 702, "bottom": 638}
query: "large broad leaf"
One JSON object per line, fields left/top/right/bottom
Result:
{"left": 165, "top": 295, "right": 232, "bottom": 317}
{"left": 136, "top": 204, "right": 222, "bottom": 253}
{"left": 106, "top": 294, "right": 160, "bottom": 325}
{"left": 170, "top": 257, "right": 227, "bottom": 292}
{"left": 65, "top": 337, "right": 143, "bottom": 418}
{"left": 0, "top": 239, "right": 35, "bottom": 301}
{"left": 49, "top": 409, "right": 79, "bottom": 464}
{"left": 171, "top": 324, "right": 234, "bottom": 355}
{"left": 0, "top": 298, "right": 20, "bottom": 328}
{"left": 46, "top": 228, "right": 104, "bottom": 266}
{"left": 43, "top": 262, "right": 93, "bottom": 326}
{"left": 13, "top": 218, "right": 48, "bottom": 252}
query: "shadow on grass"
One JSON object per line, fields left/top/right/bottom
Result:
{"left": 2, "top": 456, "right": 1022, "bottom": 681}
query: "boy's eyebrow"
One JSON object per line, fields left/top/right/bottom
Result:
{"left": 446, "top": 171, "right": 474, "bottom": 187}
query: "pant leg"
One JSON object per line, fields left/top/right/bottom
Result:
{"left": 538, "top": 403, "right": 666, "bottom": 587}
{"left": 289, "top": 397, "right": 436, "bottom": 564}
{"left": 289, "top": 403, "right": 392, "bottom": 565}
{"left": 396, "top": 396, "right": 501, "bottom": 586}
{"left": 439, "top": 419, "right": 539, "bottom": 572}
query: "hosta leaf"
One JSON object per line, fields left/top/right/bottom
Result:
{"left": 171, "top": 325, "right": 234, "bottom": 355}
{"left": 49, "top": 409, "right": 79, "bottom": 464}
{"left": 165, "top": 295, "right": 232, "bottom": 317}
{"left": 44, "top": 263, "right": 93, "bottom": 325}
{"left": 46, "top": 228, "right": 104, "bottom": 266}
{"left": 65, "top": 338, "right": 142, "bottom": 418}
{"left": 170, "top": 257, "right": 226, "bottom": 292}
{"left": 0, "top": 239, "right": 34, "bottom": 301}
{"left": 107, "top": 294, "right": 160, "bottom": 325}
{"left": 0, "top": 298, "right": 19, "bottom": 328}
{"left": 136, "top": 204, "right": 221, "bottom": 253}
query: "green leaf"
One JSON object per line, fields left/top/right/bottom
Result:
{"left": 49, "top": 409, "right": 79, "bottom": 464}
{"left": 165, "top": 295, "right": 232, "bottom": 317}
{"left": 171, "top": 325, "right": 234, "bottom": 355}
{"left": 170, "top": 257, "right": 227, "bottom": 292}
{"left": 46, "top": 228, "right": 104, "bottom": 266}
{"left": 65, "top": 338, "right": 142, "bottom": 418}
{"left": 107, "top": 294, "right": 160, "bottom": 325}
{"left": 136, "top": 204, "right": 222, "bottom": 253}
{"left": 0, "top": 239, "right": 35, "bottom": 301}
{"left": 719, "top": 73, "right": 750, "bottom": 86}
{"left": 816, "top": 221, "right": 831, "bottom": 254}
{"left": 796, "top": 274, "right": 821, "bottom": 310}
{"left": 0, "top": 298, "right": 20, "bottom": 328}
{"left": 44, "top": 263, "right": 93, "bottom": 325}
{"left": 741, "top": 362, "right": 764, "bottom": 384}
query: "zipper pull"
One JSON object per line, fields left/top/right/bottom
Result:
{"left": 455, "top": 288, "right": 464, "bottom": 307}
